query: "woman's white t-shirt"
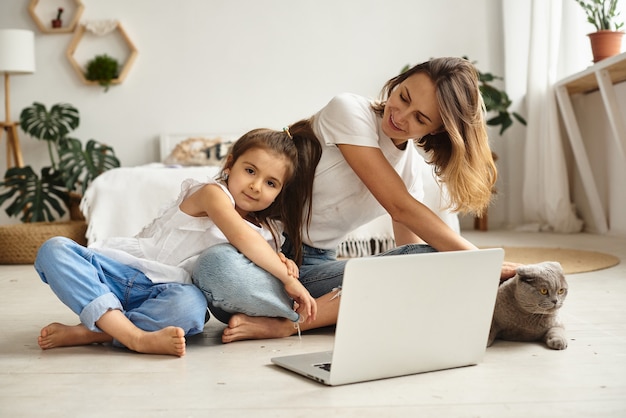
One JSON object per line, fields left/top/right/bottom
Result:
{"left": 91, "top": 178, "right": 281, "bottom": 284}
{"left": 307, "top": 93, "right": 426, "bottom": 250}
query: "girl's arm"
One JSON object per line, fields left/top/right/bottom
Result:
{"left": 180, "top": 184, "right": 317, "bottom": 320}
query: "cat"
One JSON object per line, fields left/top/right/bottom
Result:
{"left": 487, "top": 261, "right": 568, "bottom": 350}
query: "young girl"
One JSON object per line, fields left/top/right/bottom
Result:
{"left": 193, "top": 57, "right": 521, "bottom": 343}
{"left": 35, "top": 127, "right": 320, "bottom": 356}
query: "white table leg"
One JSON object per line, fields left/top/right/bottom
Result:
{"left": 596, "top": 69, "right": 626, "bottom": 161}
{"left": 555, "top": 85, "right": 609, "bottom": 234}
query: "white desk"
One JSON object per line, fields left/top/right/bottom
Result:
{"left": 555, "top": 52, "right": 626, "bottom": 234}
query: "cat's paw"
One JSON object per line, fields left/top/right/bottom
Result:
{"left": 546, "top": 335, "right": 568, "bottom": 350}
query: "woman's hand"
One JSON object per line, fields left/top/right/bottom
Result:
{"left": 500, "top": 261, "right": 522, "bottom": 282}
{"left": 284, "top": 278, "right": 317, "bottom": 323}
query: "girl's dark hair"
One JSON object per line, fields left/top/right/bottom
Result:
{"left": 218, "top": 122, "right": 321, "bottom": 265}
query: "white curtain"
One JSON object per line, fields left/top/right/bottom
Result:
{"left": 502, "top": 0, "right": 584, "bottom": 233}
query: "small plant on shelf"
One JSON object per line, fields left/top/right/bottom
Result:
{"left": 85, "top": 54, "right": 120, "bottom": 92}
{"left": 51, "top": 7, "right": 63, "bottom": 28}
{"left": 0, "top": 102, "right": 121, "bottom": 223}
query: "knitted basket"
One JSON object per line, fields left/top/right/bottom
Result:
{"left": 0, "top": 221, "right": 88, "bottom": 265}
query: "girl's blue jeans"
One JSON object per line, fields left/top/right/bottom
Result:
{"left": 34, "top": 237, "right": 208, "bottom": 347}
{"left": 192, "top": 240, "right": 436, "bottom": 324}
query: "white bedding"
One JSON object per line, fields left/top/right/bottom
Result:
{"left": 81, "top": 163, "right": 221, "bottom": 244}
{"left": 81, "top": 162, "right": 459, "bottom": 256}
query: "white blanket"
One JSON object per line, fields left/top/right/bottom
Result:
{"left": 81, "top": 164, "right": 221, "bottom": 244}
{"left": 81, "top": 162, "right": 458, "bottom": 255}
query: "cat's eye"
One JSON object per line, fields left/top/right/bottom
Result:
{"left": 539, "top": 288, "right": 548, "bottom": 295}
{"left": 558, "top": 288, "right": 565, "bottom": 294}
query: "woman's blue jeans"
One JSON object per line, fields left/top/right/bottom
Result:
{"left": 34, "top": 237, "right": 208, "bottom": 347}
{"left": 192, "top": 240, "right": 436, "bottom": 324}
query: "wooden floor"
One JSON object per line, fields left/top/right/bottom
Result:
{"left": 1, "top": 230, "right": 625, "bottom": 417}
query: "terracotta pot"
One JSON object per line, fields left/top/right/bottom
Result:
{"left": 588, "top": 30, "right": 624, "bottom": 63}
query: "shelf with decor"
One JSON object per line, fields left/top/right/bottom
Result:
{"left": 66, "top": 21, "right": 138, "bottom": 89}
{"left": 28, "top": 0, "right": 84, "bottom": 34}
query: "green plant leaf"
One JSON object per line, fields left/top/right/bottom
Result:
{"left": 19, "top": 102, "right": 79, "bottom": 143}
{"left": 86, "top": 54, "right": 120, "bottom": 92}
{"left": 513, "top": 112, "right": 527, "bottom": 125}
{"left": 0, "top": 166, "right": 67, "bottom": 222}
{"left": 575, "top": 0, "right": 624, "bottom": 31}
{"left": 57, "top": 138, "right": 121, "bottom": 194}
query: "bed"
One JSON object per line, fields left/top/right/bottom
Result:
{"left": 81, "top": 134, "right": 459, "bottom": 257}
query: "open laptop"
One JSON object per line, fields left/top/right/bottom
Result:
{"left": 271, "top": 248, "right": 504, "bottom": 386}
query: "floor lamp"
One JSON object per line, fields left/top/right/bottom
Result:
{"left": 0, "top": 29, "right": 36, "bottom": 169}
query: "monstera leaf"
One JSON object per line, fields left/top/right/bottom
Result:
{"left": 58, "top": 137, "right": 121, "bottom": 195}
{"left": 1, "top": 101, "right": 121, "bottom": 223}
{"left": 0, "top": 166, "right": 67, "bottom": 222}
{"left": 19, "top": 102, "right": 80, "bottom": 143}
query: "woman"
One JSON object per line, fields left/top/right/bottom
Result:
{"left": 193, "top": 57, "right": 519, "bottom": 342}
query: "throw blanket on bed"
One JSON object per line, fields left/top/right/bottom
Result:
{"left": 81, "top": 164, "right": 221, "bottom": 244}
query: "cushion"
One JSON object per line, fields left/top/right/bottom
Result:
{"left": 163, "top": 137, "right": 233, "bottom": 166}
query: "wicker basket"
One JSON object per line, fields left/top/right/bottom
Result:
{"left": 0, "top": 221, "right": 88, "bottom": 265}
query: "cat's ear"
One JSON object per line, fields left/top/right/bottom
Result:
{"left": 516, "top": 268, "right": 535, "bottom": 284}
{"left": 543, "top": 261, "right": 564, "bottom": 274}
{"left": 516, "top": 264, "right": 536, "bottom": 280}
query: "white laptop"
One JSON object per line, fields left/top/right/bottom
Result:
{"left": 271, "top": 248, "right": 504, "bottom": 386}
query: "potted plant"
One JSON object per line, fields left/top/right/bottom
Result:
{"left": 51, "top": 7, "right": 63, "bottom": 28}
{"left": 0, "top": 102, "right": 120, "bottom": 263}
{"left": 471, "top": 61, "right": 527, "bottom": 135}
{"left": 575, "top": 0, "right": 625, "bottom": 62}
{"left": 465, "top": 58, "right": 527, "bottom": 229}
{"left": 85, "top": 54, "right": 120, "bottom": 92}
{"left": 0, "top": 102, "right": 120, "bottom": 223}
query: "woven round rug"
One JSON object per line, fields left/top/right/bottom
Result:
{"left": 494, "top": 246, "right": 620, "bottom": 274}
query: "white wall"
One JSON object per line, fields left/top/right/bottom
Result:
{"left": 1, "top": 0, "right": 508, "bottom": 226}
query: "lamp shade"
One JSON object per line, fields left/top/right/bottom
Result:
{"left": 0, "top": 29, "right": 36, "bottom": 74}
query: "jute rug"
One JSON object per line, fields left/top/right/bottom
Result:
{"left": 488, "top": 247, "right": 620, "bottom": 274}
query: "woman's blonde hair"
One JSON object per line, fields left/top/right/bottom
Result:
{"left": 372, "top": 57, "right": 496, "bottom": 216}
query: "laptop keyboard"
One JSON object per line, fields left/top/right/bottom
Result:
{"left": 314, "top": 362, "right": 332, "bottom": 371}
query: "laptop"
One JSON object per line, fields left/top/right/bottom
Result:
{"left": 271, "top": 248, "right": 504, "bottom": 386}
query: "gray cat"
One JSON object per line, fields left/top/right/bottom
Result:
{"left": 488, "top": 261, "right": 568, "bottom": 350}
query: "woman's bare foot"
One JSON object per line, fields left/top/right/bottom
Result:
{"left": 222, "top": 314, "right": 296, "bottom": 343}
{"left": 38, "top": 322, "right": 112, "bottom": 349}
{"left": 126, "top": 326, "right": 186, "bottom": 357}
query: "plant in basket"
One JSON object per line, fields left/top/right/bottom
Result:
{"left": 0, "top": 102, "right": 121, "bottom": 223}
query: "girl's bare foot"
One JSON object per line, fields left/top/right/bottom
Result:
{"left": 127, "top": 326, "right": 186, "bottom": 357}
{"left": 222, "top": 314, "right": 296, "bottom": 343}
{"left": 39, "top": 322, "right": 186, "bottom": 357}
{"left": 38, "top": 322, "right": 112, "bottom": 349}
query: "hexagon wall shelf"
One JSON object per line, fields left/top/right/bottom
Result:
{"left": 66, "top": 22, "right": 138, "bottom": 87}
{"left": 28, "top": 0, "right": 84, "bottom": 34}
